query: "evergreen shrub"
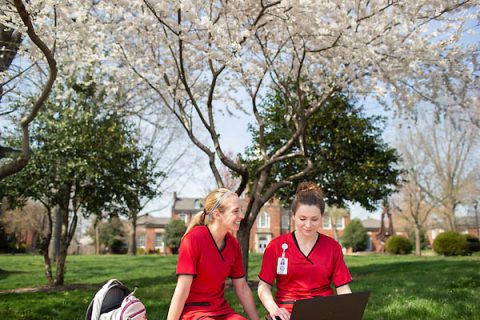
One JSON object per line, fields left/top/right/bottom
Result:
{"left": 465, "top": 234, "right": 480, "bottom": 253}
{"left": 385, "top": 235, "right": 412, "bottom": 255}
{"left": 433, "top": 231, "right": 468, "bottom": 256}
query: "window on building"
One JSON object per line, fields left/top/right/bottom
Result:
{"left": 366, "top": 236, "right": 372, "bottom": 251}
{"left": 258, "top": 237, "right": 268, "bottom": 253}
{"left": 336, "top": 217, "right": 345, "bottom": 229}
{"left": 155, "top": 233, "right": 164, "bottom": 248}
{"left": 179, "top": 213, "right": 187, "bottom": 223}
{"left": 137, "top": 235, "right": 145, "bottom": 247}
{"left": 257, "top": 212, "right": 270, "bottom": 229}
{"left": 193, "top": 199, "right": 202, "bottom": 209}
{"left": 323, "top": 215, "right": 331, "bottom": 229}
{"left": 281, "top": 214, "right": 290, "bottom": 229}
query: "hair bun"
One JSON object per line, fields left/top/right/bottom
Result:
{"left": 296, "top": 181, "right": 323, "bottom": 195}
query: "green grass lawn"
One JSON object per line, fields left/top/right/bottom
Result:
{"left": 1, "top": 253, "right": 479, "bottom": 320}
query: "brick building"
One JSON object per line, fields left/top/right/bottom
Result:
{"left": 171, "top": 192, "right": 350, "bottom": 253}
{"left": 360, "top": 218, "right": 382, "bottom": 251}
{"left": 135, "top": 214, "right": 171, "bottom": 254}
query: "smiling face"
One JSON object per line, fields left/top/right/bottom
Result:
{"left": 215, "top": 194, "right": 244, "bottom": 232}
{"left": 293, "top": 204, "right": 322, "bottom": 238}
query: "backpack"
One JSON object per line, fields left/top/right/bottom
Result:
{"left": 85, "top": 279, "right": 147, "bottom": 320}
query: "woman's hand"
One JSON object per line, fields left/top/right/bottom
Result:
{"left": 258, "top": 280, "right": 291, "bottom": 320}
{"left": 267, "top": 306, "right": 291, "bottom": 320}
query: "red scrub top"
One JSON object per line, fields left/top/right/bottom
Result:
{"left": 258, "top": 232, "right": 352, "bottom": 312}
{"left": 176, "top": 225, "right": 245, "bottom": 319}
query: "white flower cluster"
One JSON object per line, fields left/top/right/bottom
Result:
{"left": 2, "top": 0, "right": 478, "bottom": 121}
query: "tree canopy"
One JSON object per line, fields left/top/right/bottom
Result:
{"left": 0, "top": 75, "right": 161, "bottom": 285}
{"left": 245, "top": 90, "right": 400, "bottom": 211}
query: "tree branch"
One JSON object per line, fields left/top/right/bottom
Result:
{"left": 0, "top": 0, "right": 57, "bottom": 181}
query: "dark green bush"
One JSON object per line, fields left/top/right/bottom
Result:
{"left": 110, "top": 239, "right": 127, "bottom": 254}
{"left": 433, "top": 231, "right": 469, "bottom": 256}
{"left": 385, "top": 235, "right": 412, "bottom": 255}
{"left": 340, "top": 219, "right": 368, "bottom": 252}
{"left": 165, "top": 219, "right": 187, "bottom": 254}
{"left": 465, "top": 234, "right": 480, "bottom": 253}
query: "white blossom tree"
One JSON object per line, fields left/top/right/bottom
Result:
{"left": 2, "top": 0, "right": 479, "bottom": 270}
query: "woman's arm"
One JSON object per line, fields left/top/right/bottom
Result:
{"left": 257, "top": 280, "right": 291, "bottom": 320}
{"left": 336, "top": 284, "right": 352, "bottom": 295}
{"left": 166, "top": 275, "right": 193, "bottom": 320}
{"left": 232, "top": 277, "right": 260, "bottom": 320}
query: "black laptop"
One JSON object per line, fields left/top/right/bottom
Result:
{"left": 288, "top": 292, "right": 370, "bottom": 320}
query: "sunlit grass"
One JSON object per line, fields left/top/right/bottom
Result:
{"left": 0, "top": 253, "right": 479, "bottom": 319}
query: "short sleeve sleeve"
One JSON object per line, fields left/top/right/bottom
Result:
{"left": 331, "top": 242, "right": 352, "bottom": 288}
{"left": 258, "top": 241, "right": 277, "bottom": 286}
{"left": 176, "top": 232, "right": 199, "bottom": 276}
{"left": 229, "top": 237, "right": 245, "bottom": 279}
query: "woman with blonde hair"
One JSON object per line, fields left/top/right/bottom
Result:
{"left": 258, "top": 182, "right": 352, "bottom": 320}
{"left": 167, "top": 188, "right": 260, "bottom": 320}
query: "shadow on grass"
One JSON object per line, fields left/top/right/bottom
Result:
{"left": 0, "top": 273, "right": 179, "bottom": 320}
{"left": 349, "top": 259, "right": 480, "bottom": 320}
{"left": 0, "top": 268, "right": 27, "bottom": 282}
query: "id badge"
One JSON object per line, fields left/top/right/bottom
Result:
{"left": 277, "top": 257, "right": 288, "bottom": 275}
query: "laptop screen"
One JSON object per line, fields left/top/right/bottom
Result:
{"left": 290, "top": 292, "right": 370, "bottom": 320}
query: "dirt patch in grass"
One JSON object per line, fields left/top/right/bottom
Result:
{"left": 0, "top": 283, "right": 100, "bottom": 295}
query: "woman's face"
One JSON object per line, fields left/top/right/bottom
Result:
{"left": 217, "top": 195, "right": 244, "bottom": 232}
{"left": 293, "top": 204, "right": 322, "bottom": 238}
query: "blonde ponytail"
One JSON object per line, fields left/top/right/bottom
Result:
{"left": 186, "top": 209, "right": 208, "bottom": 233}
{"left": 184, "top": 188, "right": 235, "bottom": 234}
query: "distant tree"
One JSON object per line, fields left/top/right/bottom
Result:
{"left": 325, "top": 205, "right": 350, "bottom": 241}
{"left": 87, "top": 216, "right": 127, "bottom": 254}
{"left": 395, "top": 114, "right": 479, "bottom": 231}
{"left": 246, "top": 90, "right": 400, "bottom": 210}
{"left": 341, "top": 219, "right": 368, "bottom": 252}
{"left": 120, "top": 149, "right": 163, "bottom": 256}
{"left": 391, "top": 170, "right": 435, "bottom": 256}
{"left": 0, "top": 201, "right": 48, "bottom": 252}
{"left": 164, "top": 219, "right": 187, "bottom": 254}
{"left": 408, "top": 230, "right": 428, "bottom": 251}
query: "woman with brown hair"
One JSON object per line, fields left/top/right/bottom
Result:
{"left": 167, "top": 188, "right": 260, "bottom": 320}
{"left": 258, "top": 182, "right": 352, "bottom": 320}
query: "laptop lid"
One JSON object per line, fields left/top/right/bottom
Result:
{"left": 290, "top": 292, "right": 370, "bottom": 320}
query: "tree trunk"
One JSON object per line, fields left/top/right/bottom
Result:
{"left": 237, "top": 224, "right": 251, "bottom": 279}
{"left": 95, "top": 221, "right": 100, "bottom": 255}
{"left": 40, "top": 205, "right": 54, "bottom": 286}
{"left": 240, "top": 194, "right": 268, "bottom": 277}
{"left": 331, "top": 217, "right": 338, "bottom": 241}
{"left": 414, "top": 223, "right": 421, "bottom": 256}
{"left": 54, "top": 203, "right": 69, "bottom": 286}
{"left": 43, "top": 250, "right": 54, "bottom": 286}
{"left": 444, "top": 201, "right": 457, "bottom": 231}
{"left": 54, "top": 201, "right": 77, "bottom": 286}
{"left": 93, "top": 215, "right": 101, "bottom": 255}
{"left": 50, "top": 206, "right": 62, "bottom": 263}
{"left": 54, "top": 245, "right": 68, "bottom": 286}
{"left": 128, "top": 213, "right": 137, "bottom": 256}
